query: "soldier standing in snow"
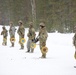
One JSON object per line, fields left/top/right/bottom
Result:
{"left": 9, "top": 22, "right": 16, "bottom": 47}
{"left": 17, "top": 20, "right": 25, "bottom": 49}
{"left": 26, "top": 22, "right": 36, "bottom": 53}
{"left": 1, "top": 26, "right": 8, "bottom": 46}
{"left": 37, "top": 22, "right": 48, "bottom": 58}
{"left": 73, "top": 26, "right": 76, "bottom": 68}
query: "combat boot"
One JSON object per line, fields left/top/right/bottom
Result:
{"left": 26, "top": 50, "right": 30, "bottom": 52}
{"left": 2, "top": 42, "right": 4, "bottom": 45}
{"left": 5, "top": 42, "right": 7, "bottom": 46}
{"left": 20, "top": 45, "right": 24, "bottom": 50}
{"left": 12, "top": 43, "right": 14, "bottom": 47}
{"left": 40, "top": 55, "right": 44, "bottom": 58}
{"left": 10, "top": 43, "right": 14, "bottom": 47}
{"left": 44, "top": 54, "right": 46, "bottom": 58}
{"left": 41, "top": 54, "right": 46, "bottom": 58}
{"left": 31, "top": 49, "right": 34, "bottom": 53}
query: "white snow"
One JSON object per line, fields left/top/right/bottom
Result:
{"left": 0, "top": 25, "right": 76, "bottom": 75}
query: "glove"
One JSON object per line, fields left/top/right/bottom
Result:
{"left": 35, "top": 38, "right": 39, "bottom": 43}
{"left": 32, "top": 38, "right": 35, "bottom": 42}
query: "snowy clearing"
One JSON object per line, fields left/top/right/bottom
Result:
{"left": 0, "top": 25, "right": 76, "bottom": 75}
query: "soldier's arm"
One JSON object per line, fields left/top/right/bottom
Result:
{"left": 73, "top": 34, "right": 76, "bottom": 46}
{"left": 19, "top": 27, "right": 25, "bottom": 37}
{"left": 1, "top": 31, "right": 4, "bottom": 35}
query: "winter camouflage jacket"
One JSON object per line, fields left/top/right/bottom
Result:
{"left": 73, "top": 33, "right": 76, "bottom": 46}
{"left": 27, "top": 27, "right": 35, "bottom": 40}
{"left": 1, "top": 28, "right": 8, "bottom": 38}
{"left": 17, "top": 25, "right": 25, "bottom": 38}
{"left": 38, "top": 27, "right": 48, "bottom": 42}
{"left": 9, "top": 26, "right": 16, "bottom": 37}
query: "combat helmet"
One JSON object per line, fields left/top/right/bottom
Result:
{"left": 9, "top": 21, "right": 13, "bottom": 26}
{"left": 9, "top": 21, "right": 13, "bottom": 24}
{"left": 29, "top": 22, "right": 33, "bottom": 27}
{"left": 18, "top": 20, "right": 23, "bottom": 24}
{"left": 39, "top": 22, "right": 45, "bottom": 27}
{"left": 2, "top": 26, "right": 5, "bottom": 29}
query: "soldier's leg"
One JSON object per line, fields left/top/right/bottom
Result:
{"left": 40, "top": 45, "right": 44, "bottom": 58}
{"left": 31, "top": 48, "right": 34, "bottom": 53}
{"left": 12, "top": 42, "right": 14, "bottom": 47}
{"left": 10, "top": 42, "right": 14, "bottom": 47}
{"left": 10, "top": 38, "right": 12, "bottom": 47}
{"left": 5, "top": 42, "right": 7, "bottom": 45}
{"left": 43, "top": 53, "right": 46, "bottom": 58}
{"left": 39, "top": 41, "right": 43, "bottom": 57}
{"left": 2, "top": 38, "right": 4, "bottom": 45}
{"left": 19, "top": 36, "right": 23, "bottom": 49}
{"left": 21, "top": 43, "right": 24, "bottom": 49}
{"left": 41, "top": 51, "right": 46, "bottom": 58}
{"left": 5, "top": 38, "right": 7, "bottom": 46}
{"left": 3, "top": 38, "right": 7, "bottom": 46}
{"left": 20, "top": 37, "right": 24, "bottom": 49}
{"left": 43, "top": 41, "right": 47, "bottom": 58}
{"left": 26, "top": 39, "right": 31, "bottom": 52}
{"left": 74, "top": 46, "right": 76, "bottom": 59}
{"left": 41, "top": 49, "right": 46, "bottom": 58}
{"left": 40, "top": 41, "right": 47, "bottom": 58}
{"left": 30, "top": 41, "right": 34, "bottom": 53}
{"left": 10, "top": 36, "right": 15, "bottom": 47}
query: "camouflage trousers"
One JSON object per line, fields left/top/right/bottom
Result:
{"left": 2, "top": 37, "right": 7, "bottom": 46}
{"left": 39, "top": 41, "right": 47, "bottom": 58}
{"left": 27, "top": 39, "right": 34, "bottom": 52}
{"left": 10, "top": 36, "right": 15, "bottom": 47}
{"left": 19, "top": 36, "right": 24, "bottom": 49}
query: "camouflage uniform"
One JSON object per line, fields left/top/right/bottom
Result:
{"left": 73, "top": 33, "right": 76, "bottom": 59}
{"left": 38, "top": 22, "right": 48, "bottom": 58}
{"left": 9, "top": 22, "right": 16, "bottom": 47}
{"left": 26, "top": 22, "right": 36, "bottom": 53}
{"left": 17, "top": 20, "right": 25, "bottom": 49}
{"left": 73, "top": 33, "right": 76, "bottom": 47}
{"left": 1, "top": 26, "right": 8, "bottom": 46}
{"left": 73, "top": 27, "right": 76, "bottom": 68}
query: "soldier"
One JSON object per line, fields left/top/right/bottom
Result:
{"left": 26, "top": 22, "right": 36, "bottom": 53}
{"left": 17, "top": 20, "right": 25, "bottom": 49}
{"left": 1, "top": 26, "right": 8, "bottom": 46}
{"left": 73, "top": 32, "right": 76, "bottom": 62}
{"left": 9, "top": 22, "right": 16, "bottom": 47}
{"left": 37, "top": 22, "right": 48, "bottom": 58}
{"left": 69, "top": 26, "right": 76, "bottom": 66}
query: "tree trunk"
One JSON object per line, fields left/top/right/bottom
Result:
{"left": 30, "top": 0, "right": 36, "bottom": 28}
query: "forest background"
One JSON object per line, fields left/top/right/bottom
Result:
{"left": 0, "top": 0, "right": 76, "bottom": 33}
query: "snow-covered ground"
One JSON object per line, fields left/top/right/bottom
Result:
{"left": 0, "top": 25, "right": 76, "bottom": 75}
